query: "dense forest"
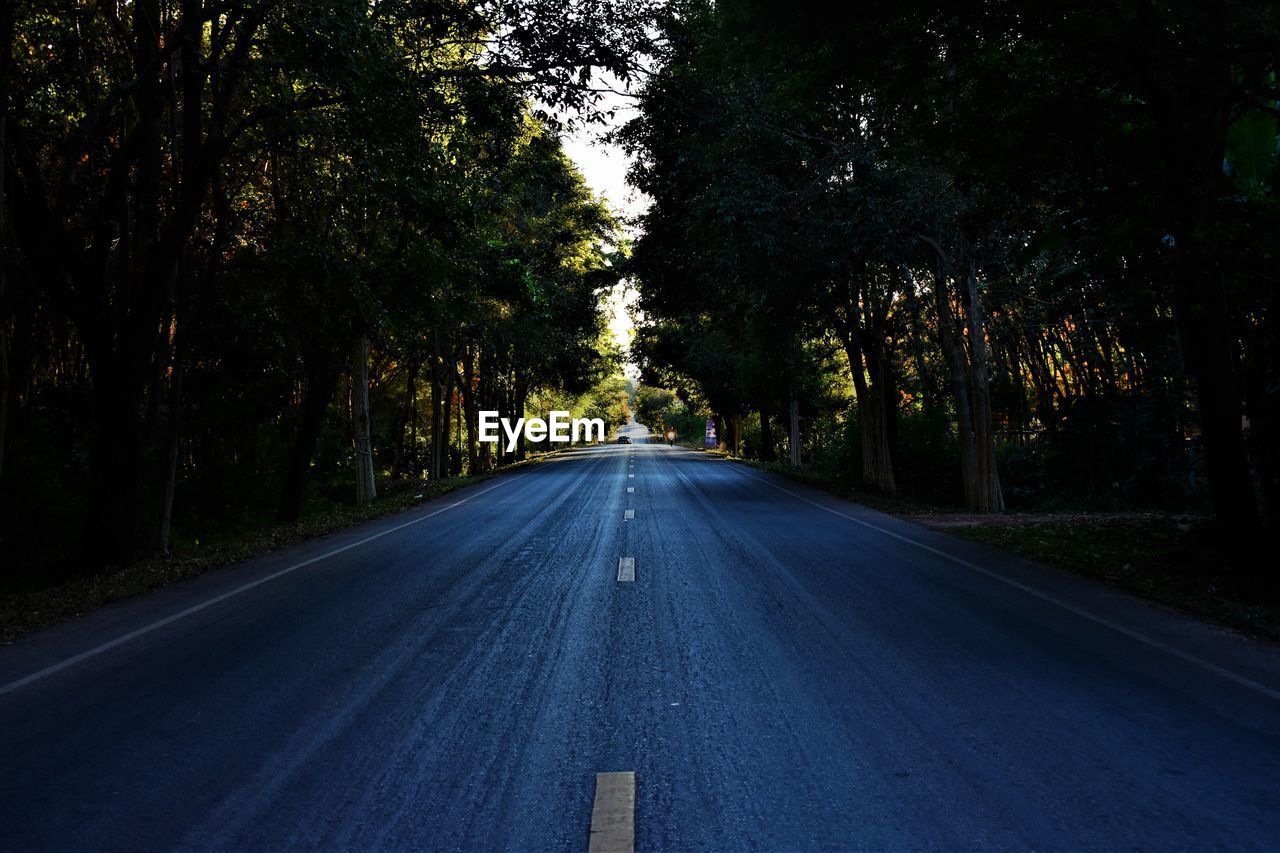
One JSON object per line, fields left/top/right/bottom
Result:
{"left": 0, "top": 0, "right": 649, "bottom": 582}
{"left": 3, "top": 0, "right": 1278, "bottom": 593}
{"left": 625, "top": 1, "right": 1279, "bottom": 549}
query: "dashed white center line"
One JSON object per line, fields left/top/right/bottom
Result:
{"left": 626, "top": 487, "right": 634, "bottom": 493}
{"left": 624, "top": 509, "right": 635, "bottom": 520}
{"left": 628, "top": 474, "right": 634, "bottom": 478}
{"left": 617, "top": 557, "right": 635, "bottom": 582}
{"left": 588, "top": 771, "right": 635, "bottom": 853}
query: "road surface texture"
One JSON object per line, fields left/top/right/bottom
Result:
{"left": 2, "top": 422, "right": 1279, "bottom": 851}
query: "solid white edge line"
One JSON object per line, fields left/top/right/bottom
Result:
{"left": 0, "top": 472, "right": 531, "bottom": 697}
{"left": 728, "top": 463, "right": 1280, "bottom": 703}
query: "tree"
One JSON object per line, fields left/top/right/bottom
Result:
{"left": 2, "top": 0, "right": 652, "bottom": 576}
{"left": 625, "top": 0, "right": 1278, "bottom": 537}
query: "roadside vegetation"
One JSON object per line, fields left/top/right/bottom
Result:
{"left": 625, "top": 1, "right": 1279, "bottom": 618}
{"left": 653, "top": 437, "right": 1280, "bottom": 641}
{"left": 951, "top": 518, "right": 1280, "bottom": 642}
{"left": 3, "top": 1, "right": 1278, "bottom": 641}
{"left": 0, "top": 469, "right": 479, "bottom": 643}
{"left": 0, "top": 1, "right": 654, "bottom": 596}
{"left": 0, "top": 445, "right": 596, "bottom": 643}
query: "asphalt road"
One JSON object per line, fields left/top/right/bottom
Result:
{"left": 2, "top": 422, "right": 1279, "bottom": 851}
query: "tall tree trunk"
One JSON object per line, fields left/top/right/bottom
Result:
{"left": 1185, "top": 325, "right": 1255, "bottom": 530}
{"left": 155, "top": 324, "right": 186, "bottom": 554}
{"left": 513, "top": 375, "right": 528, "bottom": 462}
{"left": 789, "top": 398, "right": 800, "bottom": 467}
{"left": 428, "top": 331, "right": 445, "bottom": 480}
{"left": 963, "top": 261, "right": 1004, "bottom": 512}
{"left": 1160, "top": 62, "right": 1259, "bottom": 534}
{"left": 352, "top": 336, "right": 376, "bottom": 504}
{"left": 460, "top": 344, "right": 479, "bottom": 475}
{"left": 758, "top": 407, "right": 776, "bottom": 461}
{"left": 923, "top": 236, "right": 1003, "bottom": 512}
{"left": 391, "top": 361, "right": 416, "bottom": 480}
{"left": 4, "top": 0, "right": 272, "bottom": 568}
{"left": 835, "top": 276, "right": 896, "bottom": 493}
{"left": 453, "top": 372, "right": 463, "bottom": 477}
{"left": 75, "top": 0, "right": 169, "bottom": 567}
{"left": 1245, "top": 311, "right": 1279, "bottom": 528}
{"left": 0, "top": 0, "right": 10, "bottom": 485}
{"left": 277, "top": 356, "right": 340, "bottom": 522}
{"left": 408, "top": 366, "right": 419, "bottom": 481}
{"left": 905, "top": 275, "right": 940, "bottom": 420}
{"left": 841, "top": 331, "right": 896, "bottom": 494}
{"left": 0, "top": 317, "right": 7, "bottom": 483}
{"left": 82, "top": 363, "right": 148, "bottom": 568}
{"left": 476, "top": 349, "right": 492, "bottom": 473}
{"left": 440, "top": 364, "right": 455, "bottom": 479}
{"left": 2, "top": 294, "right": 34, "bottom": 489}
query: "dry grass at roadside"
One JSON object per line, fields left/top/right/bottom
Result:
{"left": 946, "top": 518, "right": 1280, "bottom": 642}
{"left": 734, "top": 457, "right": 1280, "bottom": 643}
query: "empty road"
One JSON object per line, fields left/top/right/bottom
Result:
{"left": 2, "top": 423, "right": 1279, "bottom": 850}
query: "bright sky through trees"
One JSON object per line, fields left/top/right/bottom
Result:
{"left": 561, "top": 74, "right": 648, "bottom": 375}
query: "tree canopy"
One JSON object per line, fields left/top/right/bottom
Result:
{"left": 3, "top": 0, "right": 1278, "bottom": 586}
{"left": 1, "top": 0, "right": 652, "bottom": 576}
{"left": 624, "top": 0, "right": 1279, "bottom": 540}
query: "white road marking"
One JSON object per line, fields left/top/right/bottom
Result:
{"left": 624, "top": 509, "right": 635, "bottom": 520}
{"left": 617, "top": 557, "right": 635, "bottom": 582}
{"left": 628, "top": 474, "right": 634, "bottom": 479}
{"left": 627, "top": 487, "right": 634, "bottom": 493}
{"left": 729, "top": 464, "right": 1280, "bottom": 703}
{"left": 0, "top": 473, "right": 533, "bottom": 697}
{"left": 588, "top": 771, "right": 635, "bottom": 853}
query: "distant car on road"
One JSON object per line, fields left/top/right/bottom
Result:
{"left": 617, "top": 435, "right": 631, "bottom": 444}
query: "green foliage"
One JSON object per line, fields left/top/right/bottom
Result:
{"left": 579, "top": 374, "right": 632, "bottom": 428}
{"left": 633, "top": 385, "right": 678, "bottom": 430}
{"left": 0, "top": 0, "right": 654, "bottom": 579}
{"left": 623, "top": 0, "right": 1280, "bottom": 532}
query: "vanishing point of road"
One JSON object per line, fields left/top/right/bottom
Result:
{"left": 2, "top": 422, "right": 1279, "bottom": 850}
